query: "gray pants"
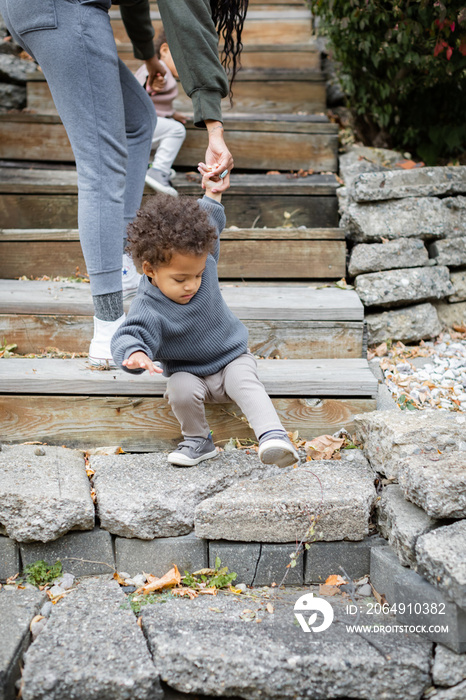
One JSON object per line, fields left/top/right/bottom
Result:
{"left": 0, "top": 0, "right": 156, "bottom": 296}
{"left": 165, "top": 352, "right": 285, "bottom": 439}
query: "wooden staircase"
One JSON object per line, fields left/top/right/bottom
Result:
{"left": 0, "top": 0, "right": 377, "bottom": 450}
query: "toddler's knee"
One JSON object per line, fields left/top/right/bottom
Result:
{"left": 173, "top": 120, "right": 186, "bottom": 139}
{"left": 165, "top": 373, "right": 204, "bottom": 407}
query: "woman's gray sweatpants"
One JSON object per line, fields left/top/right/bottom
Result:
{"left": 164, "top": 352, "right": 285, "bottom": 439}
{"left": 0, "top": 0, "right": 156, "bottom": 296}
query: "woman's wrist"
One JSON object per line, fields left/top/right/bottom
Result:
{"left": 205, "top": 120, "right": 224, "bottom": 138}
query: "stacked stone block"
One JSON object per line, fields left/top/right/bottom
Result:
{"left": 339, "top": 149, "right": 466, "bottom": 343}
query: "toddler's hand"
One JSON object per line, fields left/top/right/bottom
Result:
{"left": 173, "top": 111, "right": 187, "bottom": 124}
{"left": 122, "top": 351, "right": 163, "bottom": 375}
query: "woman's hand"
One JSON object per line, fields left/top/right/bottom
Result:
{"left": 198, "top": 121, "right": 234, "bottom": 193}
{"left": 144, "top": 55, "right": 167, "bottom": 95}
{"left": 122, "top": 351, "right": 163, "bottom": 375}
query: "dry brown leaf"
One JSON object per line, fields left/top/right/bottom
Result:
{"left": 375, "top": 342, "right": 388, "bottom": 357}
{"left": 113, "top": 571, "right": 128, "bottom": 586}
{"left": 266, "top": 602, "right": 274, "bottom": 614}
{"left": 141, "top": 565, "right": 181, "bottom": 594}
{"left": 319, "top": 584, "right": 341, "bottom": 596}
{"left": 137, "top": 616, "right": 143, "bottom": 628}
{"left": 30, "top": 615, "right": 44, "bottom": 631}
{"left": 305, "top": 434, "right": 344, "bottom": 460}
{"left": 198, "top": 587, "right": 217, "bottom": 596}
{"left": 371, "top": 584, "right": 386, "bottom": 605}
{"left": 171, "top": 587, "right": 198, "bottom": 599}
{"left": 324, "top": 574, "right": 347, "bottom": 586}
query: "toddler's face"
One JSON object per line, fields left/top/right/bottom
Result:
{"left": 143, "top": 251, "right": 208, "bottom": 304}
{"left": 160, "top": 43, "right": 178, "bottom": 79}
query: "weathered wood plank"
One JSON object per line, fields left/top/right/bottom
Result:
{"left": 0, "top": 280, "right": 362, "bottom": 319}
{"left": 0, "top": 315, "right": 363, "bottom": 359}
{"left": 0, "top": 239, "right": 345, "bottom": 279}
{"left": 110, "top": 11, "right": 313, "bottom": 45}
{"left": 2, "top": 109, "right": 333, "bottom": 168}
{"left": 0, "top": 358, "right": 378, "bottom": 396}
{"left": 0, "top": 227, "right": 344, "bottom": 242}
{"left": 0, "top": 395, "right": 376, "bottom": 451}
{"left": 0, "top": 193, "right": 338, "bottom": 230}
{"left": 0, "top": 169, "right": 339, "bottom": 196}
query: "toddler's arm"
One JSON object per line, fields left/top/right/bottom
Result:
{"left": 202, "top": 171, "right": 222, "bottom": 202}
{"left": 123, "top": 351, "right": 163, "bottom": 375}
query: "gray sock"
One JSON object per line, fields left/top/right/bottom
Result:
{"left": 93, "top": 292, "right": 124, "bottom": 322}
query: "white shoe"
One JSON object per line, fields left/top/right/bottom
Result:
{"left": 122, "top": 253, "right": 141, "bottom": 299}
{"left": 145, "top": 168, "right": 178, "bottom": 197}
{"left": 170, "top": 168, "right": 177, "bottom": 180}
{"left": 88, "top": 314, "right": 125, "bottom": 368}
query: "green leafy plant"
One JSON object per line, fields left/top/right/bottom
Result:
{"left": 0, "top": 339, "right": 17, "bottom": 358}
{"left": 398, "top": 393, "right": 418, "bottom": 410}
{"left": 24, "top": 560, "right": 62, "bottom": 586}
{"left": 310, "top": 0, "right": 466, "bottom": 163}
{"left": 182, "top": 556, "right": 237, "bottom": 589}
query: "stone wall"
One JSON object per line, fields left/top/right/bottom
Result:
{"left": 339, "top": 147, "right": 466, "bottom": 345}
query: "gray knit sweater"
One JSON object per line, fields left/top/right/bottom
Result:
{"left": 111, "top": 197, "right": 249, "bottom": 377}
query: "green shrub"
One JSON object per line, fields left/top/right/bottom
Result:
{"left": 310, "top": 0, "right": 466, "bottom": 163}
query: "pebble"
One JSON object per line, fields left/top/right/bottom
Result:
{"left": 40, "top": 601, "right": 53, "bottom": 618}
{"left": 378, "top": 334, "right": 466, "bottom": 413}
{"left": 48, "top": 585, "right": 65, "bottom": 598}
{"left": 123, "top": 586, "right": 137, "bottom": 594}
{"left": 56, "top": 573, "right": 75, "bottom": 590}
{"left": 358, "top": 584, "right": 372, "bottom": 597}
{"left": 236, "top": 583, "right": 248, "bottom": 592}
{"left": 119, "top": 572, "right": 131, "bottom": 580}
{"left": 131, "top": 574, "right": 146, "bottom": 588}
{"left": 30, "top": 617, "right": 47, "bottom": 640}
{"left": 34, "top": 447, "right": 46, "bottom": 456}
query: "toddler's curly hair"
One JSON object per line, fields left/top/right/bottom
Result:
{"left": 126, "top": 194, "right": 218, "bottom": 268}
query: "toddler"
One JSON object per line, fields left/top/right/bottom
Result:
{"left": 111, "top": 177, "right": 299, "bottom": 468}
{"left": 134, "top": 31, "right": 186, "bottom": 198}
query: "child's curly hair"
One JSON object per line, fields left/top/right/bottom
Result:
{"left": 126, "top": 194, "right": 218, "bottom": 268}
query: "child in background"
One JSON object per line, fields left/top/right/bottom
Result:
{"left": 135, "top": 31, "right": 187, "bottom": 197}
{"left": 111, "top": 175, "right": 299, "bottom": 468}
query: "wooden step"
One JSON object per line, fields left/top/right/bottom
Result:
{"left": 0, "top": 167, "right": 339, "bottom": 229}
{"left": 26, "top": 67, "right": 326, "bottom": 116}
{"left": 116, "top": 42, "right": 320, "bottom": 73}
{"left": 0, "top": 112, "right": 337, "bottom": 172}
{"left": 0, "top": 225, "right": 344, "bottom": 280}
{"left": 0, "top": 280, "right": 364, "bottom": 358}
{"left": 0, "top": 358, "right": 377, "bottom": 450}
{"left": 110, "top": 9, "right": 313, "bottom": 46}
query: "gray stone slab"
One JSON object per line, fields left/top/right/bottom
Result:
{"left": 20, "top": 528, "right": 114, "bottom": 578}
{"left": 352, "top": 166, "right": 466, "bottom": 202}
{"left": 435, "top": 301, "right": 466, "bottom": 329}
{"left": 415, "top": 522, "right": 466, "bottom": 610}
{"left": 370, "top": 543, "right": 406, "bottom": 605}
{"left": 449, "top": 270, "right": 466, "bottom": 302}
{"left": 343, "top": 196, "right": 466, "bottom": 244}
{"left": 354, "top": 409, "right": 466, "bottom": 479}
{"left": 254, "top": 544, "right": 304, "bottom": 586}
{"left": 92, "top": 451, "right": 283, "bottom": 539}
{"left": 428, "top": 681, "right": 466, "bottom": 700}
{"left": 430, "top": 237, "right": 466, "bottom": 267}
{"left": 141, "top": 589, "right": 432, "bottom": 700}
{"left": 366, "top": 303, "right": 441, "bottom": 345}
{"left": 348, "top": 238, "right": 429, "bottom": 277}
{"left": 0, "top": 83, "right": 25, "bottom": 111}
{"left": 432, "top": 644, "right": 466, "bottom": 687}
{"left": 376, "top": 485, "right": 438, "bottom": 567}
{"left": 0, "top": 537, "right": 19, "bottom": 581}
{"left": 0, "top": 445, "right": 94, "bottom": 543}
{"left": 0, "top": 54, "right": 38, "bottom": 84}
{"left": 355, "top": 266, "right": 453, "bottom": 308}
{"left": 195, "top": 452, "right": 376, "bottom": 543}
{"left": 305, "top": 536, "right": 386, "bottom": 584}
{"left": 394, "top": 565, "right": 466, "bottom": 654}
{"left": 22, "top": 579, "right": 161, "bottom": 700}
{"left": 208, "top": 541, "right": 260, "bottom": 586}
{"left": 115, "top": 532, "right": 207, "bottom": 578}
{"left": 339, "top": 146, "right": 403, "bottom": 191}
{"left": 398, "top": 453, "right": 466, "bottom": 519}
{"left": 0, "top": 588, "right": 45, "bottom": 700}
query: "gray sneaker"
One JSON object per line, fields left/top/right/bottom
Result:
{"left": 145, "top": 168, "right": 178, "bottom": 197}
{"left": 168, "top": 434, "right": 218, "bottom": 467}
{"left": 258, "top": 430, "right": 299, "bottom": 467}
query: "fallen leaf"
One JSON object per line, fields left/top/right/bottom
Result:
{"left": 266, "top": 170, "right": 280, "bottom": 175}
{"left": 141, "top": 565, "right": 181, "bottom": 594}
{"left": 319, "top": 584, "right": 341, "bottom": 596}
{"left": 209, "top": 606, "right": 224, "bottom": 613}
{"left": 172, "top": 587, "right": 198, "bottom": 599}
{"left": 325, "top": 574, "right": 347, "bottom": 586}
{"left": 266, "top": 603, "right": 274, "bottom": 614}
{"left": 375, "top": 342, "right": 388, "bottom": 357}
{"left": 137, "top": 616, "right": 143, "bottom": 628}
{"left": 30, "top": 615, "right": 44, "bottom": 631}
{"left": 371, "top": 585, "right": 386, "bottom": 605}
{"left": 305, "top": 434, "right": 344, "bottom": 460}
{"left": 113, "top": 571, "right": 129, "bottom": 586}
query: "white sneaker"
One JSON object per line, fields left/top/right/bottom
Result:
{"left": 122, "top": 253, "right": 141, "bottom": 299}
{"left": 170, "top": 168, "right": 177, "bottom": 180}
{"left": 88, "top": 313, "right": 125, "bottom": 368}
{"left": 145, "top": 168, "right": 178, "bottom": 197}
